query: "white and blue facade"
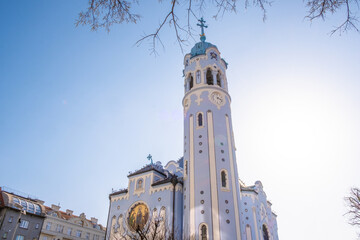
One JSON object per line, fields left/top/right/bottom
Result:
{"left": 106, "top": 19, "right": 279, "bottom": 240}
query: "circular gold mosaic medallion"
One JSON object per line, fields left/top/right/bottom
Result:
{"left": 127, "top": 203, "right": 149, "bottom": 231}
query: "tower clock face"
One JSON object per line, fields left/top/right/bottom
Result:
{"left": 210, "top": 92, "right": 224, "bottom": 105}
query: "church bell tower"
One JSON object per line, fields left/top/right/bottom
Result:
{"left": 182, "top": 18, "right": 242, "bottom": 240}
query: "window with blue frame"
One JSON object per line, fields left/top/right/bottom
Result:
{"left": 28, "top": 203, "right": 34, "bottom": 213}
{"left": 19, "top": 220, "right": 29, "bottom": 229}
{"left": 35, "top": 205, "right": 41, "bottom": 215}
{"left": 15, "top": 235, "right": 24, "bottom": 240}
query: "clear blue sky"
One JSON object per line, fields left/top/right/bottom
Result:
{"left": 1, "top": 1, "right": 359, "bottom": 239}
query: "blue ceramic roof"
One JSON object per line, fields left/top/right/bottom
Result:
{"left": 190, "top": 41, "right": 217, "bottom": 58}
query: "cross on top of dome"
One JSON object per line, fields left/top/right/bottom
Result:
{"left": 197, "top": 17, "right": 208, "bottom": 42}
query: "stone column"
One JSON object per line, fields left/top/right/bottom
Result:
{"left": 212, "top": 70, "right": 217, "bottom": 85}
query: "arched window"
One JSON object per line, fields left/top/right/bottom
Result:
{"left": 200, "top": 224, "right": 207, "bottom": 240}
{"left": 262, "top": 225, "right": 269, "bottom": 240}
{"left": 221, "top": 170, "right": 227, "bottom": 188}
{"left": 246, "top": 224, "right": 252, "bottom": 240}
{"left": 196, "top": 70, "right": 201, "bottom": 84}
{"left": 111, "top": 216, "right": 116, "bottom": 234}
{"left": 206, "top": 69, "right": 213, "bottom": 85}
{"left": 189, "top": 75, "right": 194, "bottom": 90}
{"left": 136, "top": 179, "right": 143, "bottom": 190}
{"left": 197, "top": 113, "right": 203, "bottom": 127}
{"left": 216, "top": 72, "right": 221, "bottom": 87}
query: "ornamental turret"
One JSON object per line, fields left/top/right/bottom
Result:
{"left": 182, "top": 18, "right": 242, "bottom": 240}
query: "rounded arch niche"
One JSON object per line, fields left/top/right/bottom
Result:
{"left": 127, "top": 202, "right": 150, "bottom": 232}
{"left": 262, "top": 224, "right": 270, "bottom": 240}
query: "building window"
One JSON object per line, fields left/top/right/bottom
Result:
{"left": 28, "top": 203, "right": 35, "bottom": 213}
{"left": 56, "top": 224, "right": 63, "bottom": 233}
{"left": 221, "top": 170, "right": 228, "bottom": 188}
{"left": 196, "top": 70, "right": 201, "bottom": 84}
{"left": 206, "top": 68, "right": 213, "bottom": 85}
{"left": 76, "top": 230, "right": 82, "bottom": 238}
{"left": 216, "top": 72, "right": 221, "bottom": 87}
{"left": 86, "top": 233, "right": 90, "bottom": 240}
{"left": 20, "top": 200, "right": 27, "bottom": 211}
{"left": 15, "top": 236, "right": 24, "bottom": 240}
{"left": 12, "top": 197, "right": 42, "bottom": 215}
{"left": 8, "top": 217, "right": 13, "bottom": 223}
{"left": 185, "top": 160, "right": 188, "bottom": 176}
{"left": 35, "top": 223, "right": 40, "bottom": 229}
{"left": 34, "top": 205, "right": 41, "bottom": 215}
{"left": 197, "top": 112, "right": 203, "bottom": 127}
{"left": 13, "top": 198, "right": 20, "bottom": 206}
{"left": 262, "top": 225, "right": 269, "bottom": 240}
{"left": 200, "top": 224, "right": 207, "bottom": 240}
{"left": 67, "top": 228, "right": 72, "bottom": 236}
{"left": 42, "top": 237, "right": 47, "bottom": 240}
{"left": 19, "top": 220, "right": 29, "bottom": 229}
{"left": 45, "top": 222, "right": 51, "bottom": 230}
{"left": 136, "top": 179, "right": 143, "bottom": 190}
{"left": 189, "top": 75, "right": 194, "bottom": 90}
{"left": 2, "top": 233, "right": 7, "bottom": 239}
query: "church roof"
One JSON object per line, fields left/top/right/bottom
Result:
{"left": 109, "top": 189, "right": 128, "bottom": 196}
{"left": 190, "top": 41, "right": 217, "bottom": 58}
{"left": 43, "top": 206, "right": 106, "bottom": 230}
{"left": 151, "top": 175, "right": 183, "bottom": 187}
{"left": 151, "top": 177, "right": 173, "bottom": 186}
{"left": 240, "top": 185, "right": 257, "bottom": 193}
{"left": 127, "top": 164, "right": 167, "bottom": 178}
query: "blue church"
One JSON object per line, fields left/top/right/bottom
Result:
{"left": 106, "top": 19, "right": 279, "bottom": 240}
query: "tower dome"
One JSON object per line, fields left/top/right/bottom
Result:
{"left": 190, "top": 41, "right": 217, "bottom": 58}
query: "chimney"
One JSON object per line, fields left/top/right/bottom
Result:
{"left": 91, "top": 217, "right": 98, "bottom": 224}
{"left": 66, "top": 209, "right": 73, "bottom": 215}
{"left": 51, "top": 204, "right": 60, "bottom": 211}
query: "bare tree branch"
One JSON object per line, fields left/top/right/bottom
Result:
{"left": 76, "top": 0, "right": 359, "bottom": 54}
{"left": 135, "top": 0, "right": 177, "bottom": 55}
{"left": 305, "top": 0, "right": 359, "bottom": 35}
{"left": 345, "top": 187, "right": 360, "bottom": 237}
{"left": 76, "top": 0, "right": 141, "bottom": 32}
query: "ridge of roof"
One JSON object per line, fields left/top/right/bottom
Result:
{"left": 151, "top": 175, "right": 184, "bottom": 187}
{"left": 127, "top": 164, "right": 167, "bottom": 178}
{"left": 109, "top": 189, "right": 128, "bottom": 197}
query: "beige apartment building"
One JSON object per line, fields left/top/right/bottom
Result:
{"left": 40, "top": 205, "right": 105, "bottom": 240}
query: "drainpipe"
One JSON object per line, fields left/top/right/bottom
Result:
{"left": 170, "top": 175, "right": 178, "bottom": 240}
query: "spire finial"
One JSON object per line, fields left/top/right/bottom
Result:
{"left": 197, "top": 17, "right": 208, "bottom": 42}
{"left": 147, "top": 154, "right": 153, "bottom": 165}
